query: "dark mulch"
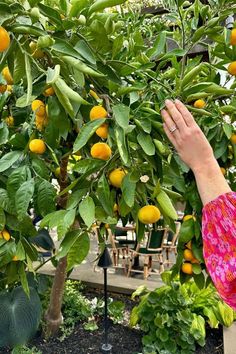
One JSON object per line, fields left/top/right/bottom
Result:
{"left": 0, "top": 289, "right": 224, "bottom": 354}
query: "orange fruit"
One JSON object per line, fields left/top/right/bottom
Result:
{"left": 109, "top": 168, "right": 127, "bottom": 188}
{"left": 29, "top": 139, "right": 46, "bottom": 154}
{"left": 29, "top": 41, "right": 44, "bottom": 59}
{"left": 230, "top": 133, "right": 236, "bottom": 144}
{"left": 230, "top": 28, "right": 236, "bottom": 46}
{"left": 183, "top": 215, "right": 196, "bottom": 222}
{"left": 90, "top": 142, "right": 111, "bottom": 160}
{"left": 2, "top": 67, "right": 13, "bottom": 84}
{"left": 185, "top": 241, "right": 192, "bottom": 250}
{"left": 0, "top": 27, "right": 10, "bottom": 52}
{"left": 96, "top": 123, "right": 108, "bottom": 139}
{"left": 35, "top": 114, "right": 48, "bottom": 131}
{"left": 44, "top": 86, "right": 55, "bottom": 96}
{"left": 5, "top": 116, "right": 14, "bottom": 127}
{"left": 220, "top": 167, "right": 226, "bottom": 176}
{"left": 181, "top": 262, "right": 193, "bottom": 275}
{"left": 7, "top": 85, "right": 13, "bottom": 93}
{"left": 2, "top": 230, "right": 10, "bottom": 241}
{"left": 54, "top": 167, "right": 61, "bottom": 178}
{"left": 228, "top": 61, "right": 236, "bottom": 76}
{"left": 193, "top": 99, "right": 206, "bottom": 109}
{"left": 90, "top": 106, "right": 107, "bottom": 120}
{"left": 183, "top": 249, "right": 195, "bottom": 262}
{"left": 31, "top": 99, "right": 46, "bottom": 116}
{"left": 0, "top": 84, "right": 7, "bottom": 94}
{"left": 138, "top": 205, "right": 161, "bottom": 224}
{"left": 12, "top": 255, "right": 18, "bottom": 261}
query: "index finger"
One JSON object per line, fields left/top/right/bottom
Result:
{"left": 174, "top": 99, "right": 196, "bottom": 127}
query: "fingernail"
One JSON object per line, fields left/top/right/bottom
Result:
{"left": 165, "top": 99, "right": 171, "bottom": 104}
{"left": 175, "top": 99, "right": 181, "bottom": 104}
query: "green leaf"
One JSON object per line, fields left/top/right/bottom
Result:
{"left": 121, "top": 174, "right": 136, "bottom": 208}
{"left": 115, "top": 126, "right": 130, "bottom": 166}
{"left": 7, "top": 166, "right": 30, "bottom": 198}
{"left": 66, "top": 232, "right": 90, "bottom": 271}
{"left": 178, "top": 220, "right": 194, "bottom": 244}
{"left": 37, "top": 180, "right": 56, "bottom": 217}
{"left": 0, "top": 151, "right": 22, "bottom": 172}
{"left": 0, "top": 189, "right": 15, "bottom": 214}
{"left": 0, "top": 123, "right": 9, "bottom": 146}
{"left": 137, "top": 132, "right": 155, "bottom": 156}
{"left": 193, "top": 272, "right": 205, "bottom": 289}
{"left": 74, "top": 40, "right": 97, "bottom": 65}
{"left": 147, "top": 31, "right": 166, "bottom": 59}
{"left": 223, "top": 123, "right": 233, "bottom": 139}
{"left": 25, "top": 54, "right": 32, "bottom": 107}
{"left": 18, "top": 263, "right": 29, "bottom": 297}
{"left": 66, "top": 189, "right": 88, "bottom": 210}
{"left": 73, "top": 118, "right": 106, "bottom": 152}
{"left": 46, "top": 65, "right": 60, "bottom": 85}
{"left": 14, "top": 49, "right": 25, "bottom": 84}
{"left": 215, "top": 302, "right": 234, "bottom": 327}
{"left": 15, "top": 179, "right": 35, "bottom": 220}
{"left": 31, "top": 158, "right": 49, "bottom": 180}
{"left": 79, "top": 196, "right": 95, "bottom": 228}
{"left": 38, "top": 3, "right": 62, "bottom": 27}
{"left": 96, "top": 175, "right": 113, "bottom": 215}
{"left": 0, "top": 208, "right": 5, "bottom": 231}
{"left": 113, "top": 104, "right": 130, "bottom": 129}
{"left": 57, "top": 209, "right": 76, "bottom": 239}
{"left": 156, "top": 190, "right": 178, "bottom": 220}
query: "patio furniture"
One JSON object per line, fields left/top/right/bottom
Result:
{"left": 107, "top": 228, "right": 131, "bottom": 273}
{"left": 163, "top": 221, "right": 181, "bottom": 267}
{"left": 127, "top": 227, "right": 168, "bottom": 279}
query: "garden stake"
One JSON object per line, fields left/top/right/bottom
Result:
{"left": 98, "top": 246, "right": 113, "bottom": 353}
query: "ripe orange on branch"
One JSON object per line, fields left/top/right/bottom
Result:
{"left": 2, "top": 67, "right": 13, "bottom": 85}
{"left": 0, "top": 27, "right": 10, "bottom": 52}
{"left": 32, "top": 99, "right": 46, "bottom": 117}
{"left": 183, "top": 249, "right": 195, "bottom": 262}
{"left": 90, "top": 142, "right": 111, "bottom": 160}
{"left": 230, "top": 133, "right": 236, "bottom": 144}
{"left": 0, "top": 84, "right": 7, "bottom": 94}
{"left": 109, "top": 168, "right": 127, "bottom": 188}
{"left": 96, "top": 123, "right": 108, "bottom": 139}
{"left": 0, "top": 229, "right": 11, "bottom": 241}
{"left": 193, "top": 99, "right": 206, "bottom": 109}
{"left": 230, "top": 28, "right": 236, "bottom": 46}
{"left": 29, "top": 139, "right": 46, "bottom": 154}
{"left": 181, "top": 263, "right": 193, "bottom": 275}
{"left": 90, "top": 106, "right": 107, "bottom": 120}
{"left": 138, "top": 205, "right": 161, "bottom": 224}
{"left": 44, "top": 86, "right": 55, "bottom": 96}
{"left": 228, "top": 61, "right": 236, "bottom": 76}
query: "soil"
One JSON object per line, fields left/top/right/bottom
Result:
{"left": 0, "top": 289, "right": 224, "bottom": 354}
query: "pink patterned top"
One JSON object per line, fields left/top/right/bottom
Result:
{"left": 202, "top": 191, "right": 236, "bottom": 310}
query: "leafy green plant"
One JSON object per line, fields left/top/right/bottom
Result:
{"left": 59, "top": 280, "right": 125, "bottom": 341}
{"left": 0, "top": 286, "right": 42, "bottom": 348}
{"left": 11, "top": 345, "right": 42, "bottom": 354}
{"left": 130, "top": 275, "right": 235, "bottom": 354}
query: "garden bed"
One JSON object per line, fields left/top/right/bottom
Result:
{"left": 0, "top": 289, "right": 223, "bottom": 354}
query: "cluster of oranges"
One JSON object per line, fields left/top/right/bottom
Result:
{"left": 32, "top": 99, "right": 49, "bottom": 132}
{"left": 89, "top": 104, "right": 111, "bottom": 160}
{"left": 192, "top": 29, "right": 236, "bottom": 110}
{"left": 181, "top": 240, "right": 199, "bottom": 275}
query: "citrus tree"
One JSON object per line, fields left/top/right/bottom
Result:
{"left": 0, "top": 0, "right": 236, "bottom": 340}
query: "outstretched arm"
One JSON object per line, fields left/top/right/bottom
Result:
{"left": 161, "top": 99, "right": 231, "bottom": 205}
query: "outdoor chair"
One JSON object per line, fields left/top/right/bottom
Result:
{"left": 114, "top": 225, "right": 136, "bottom": 250}
{"left": 107, "top": 228, "right": 130, "bottom": 273}
{"left": 127, "top": 227, "right": 168, "bottom": 279}
{"left": 163, "top": 221, "right": 181, "bottom": 267}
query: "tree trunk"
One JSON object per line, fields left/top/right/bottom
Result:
{"left": 44, "top": 157, "right": 69, "bottom": 337}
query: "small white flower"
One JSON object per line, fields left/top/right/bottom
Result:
{"left": 140, "top": 175, "right": 149, "bottom": 183}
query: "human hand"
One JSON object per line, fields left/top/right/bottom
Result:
{"left": 161, "top": 99, "right": 214, "bottom": 173}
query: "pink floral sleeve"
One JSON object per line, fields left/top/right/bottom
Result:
{"left": 202, "top": 191, "right": 236, "bottom": 310}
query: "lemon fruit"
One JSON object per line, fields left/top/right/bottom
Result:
{"left": 138, "top": 205, "right": 161, "bottom": 224}
{"left": 29, "top": 139, "right": 46, "bottom": 154}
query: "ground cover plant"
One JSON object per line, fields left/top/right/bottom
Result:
{"left": 0, "top": 0, "right": 236, "bottom": 351}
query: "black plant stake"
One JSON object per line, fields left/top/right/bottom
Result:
{"left": 98, "top": 246, "right": 113, "bottom": 353}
